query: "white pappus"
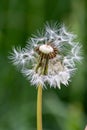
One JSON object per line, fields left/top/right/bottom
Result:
{"left": 9, "top": 24, "right": 82, "bottom": 89}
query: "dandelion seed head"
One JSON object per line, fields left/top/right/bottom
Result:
{"left": 9, "top": 23, "right": 82, "bottom": 89}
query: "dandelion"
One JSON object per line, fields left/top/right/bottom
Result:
{"left": 9, "top": 23, "right": 82, "bottom": 130}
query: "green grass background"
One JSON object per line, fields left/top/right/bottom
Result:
{"left": 0, "top": 0, "right": 87, "bottom": 130}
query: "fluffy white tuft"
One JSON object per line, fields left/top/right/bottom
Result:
{"left": 9, "top": 24, "right": 82, "bottom": 89}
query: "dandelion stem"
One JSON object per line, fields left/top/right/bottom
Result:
{"left": 37, "top": 55, "right": 49, "bottom": 130}
{"left": 37, "top": 84, "right": 42, "bottom": 130}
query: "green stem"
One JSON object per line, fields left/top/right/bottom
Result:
{"left": 37, "top": 55, "right": 49, "bottom": 130}
{"left": 37, "top": 84, "right": 42, "bottom": 130}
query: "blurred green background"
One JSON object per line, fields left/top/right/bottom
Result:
{"left": 0, "top": 0, "right": 87, "bottom": 130}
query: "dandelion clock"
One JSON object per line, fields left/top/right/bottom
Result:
{"left": 9, "top": 23, "right": 82, "bottom": 130}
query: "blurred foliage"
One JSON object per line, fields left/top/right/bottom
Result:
{"left": 0, "top": 0, "right": 87, "bottom": 130}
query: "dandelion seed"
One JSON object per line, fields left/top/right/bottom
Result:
{"left": 9, "top": 24, "right": 82, "bottom": 89}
